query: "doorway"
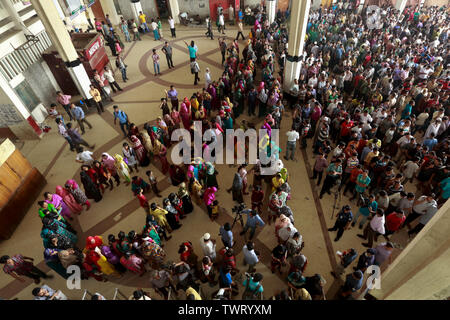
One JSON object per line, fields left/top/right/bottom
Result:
{"left": 155, "top": 0, "right": 170, "bottom": 19}
{"left": 90, "top": 0, "right": 106, "bottom": 21}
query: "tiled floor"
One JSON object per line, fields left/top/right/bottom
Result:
{"left": 0, "top": 25, "right": 412, "bottom": 300}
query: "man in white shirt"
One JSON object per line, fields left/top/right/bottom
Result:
{"left": 404, "top": 194, "right": 437, "bottom": 229}
{"left": 103, "top": 67, "right": 122, "bottom": 92}
{"left": 359, "top": 110, "right": 373, "bottom": 124}
{"left": 199, "top": 233, "right": 216, "bottom": 261}
{"left": 358, "top": 209, "right": 385, "bottom": 248}
{"left": 285, "top": 126, "right": 300, "bottom": 161}
{"left": 168, "top": 16, "right": 176, "bottom": 38}
{"left": 242, "top": 241, "right": 259, "bottom": 273}
{"left": 218, "top": 13, "right": 225, "bottom": 34}
{"left": 396, "top": 133, "right": 412, "bottom": 148}
{"left": 75, "top": 147, "right": 94, "bottom": 165}
{"left": 424, "top": 119, "right": 441, "bottom": 139}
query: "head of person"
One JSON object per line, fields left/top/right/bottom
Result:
{"left": 253, "top": 273, "right": 263, "bottom": 282}
{"left": 224, "top": 222, "right": 231, "bottom": 231}
{"left": 32, "top": 287, "right": 47, "bottom": 297}
{"left": 246, "top": 241, "right": 254, "bottom": 251}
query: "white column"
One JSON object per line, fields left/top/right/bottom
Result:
{"left": 100, "top": 0, "right": 121, "bottom": 25}
{"left": 283, "top": 0, "right": 311, "bottom": 91}
{"left": 3, "top": 0, "right": 27, "bottom": 32}
{"left": 130, "top": 0, "right": 143, "bottom": 23}
{"left": 168, "top": 0, "right": 180, "bottom": 24}
{"left": 30, "top": 0, "right": 92, "bottom": 99}
{"left": 267, "top": 0, "right": 277, "bottom": 24}
{"left": 395, "top": 0, "right": 408, "bottom": 13}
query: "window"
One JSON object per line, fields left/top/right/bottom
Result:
{"left": 14, "top": 80, "right": 40, "bottom": 112}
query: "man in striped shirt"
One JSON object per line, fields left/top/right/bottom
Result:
{"left": 1, "top": 254, "right": 51, "bottom": 284}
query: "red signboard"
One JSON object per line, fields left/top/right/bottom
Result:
{"left": 82, "top": 35, "right": 109, "bottom": 76}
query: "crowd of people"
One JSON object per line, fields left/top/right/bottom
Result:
{"left": 1, "top": 1, "right": 448, "bottom": 300}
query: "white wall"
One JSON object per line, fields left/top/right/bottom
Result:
{"left": 177, "top": 0, "right": 210, "bottom": 17}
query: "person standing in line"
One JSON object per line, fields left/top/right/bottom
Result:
{"left": 113, "top": 105, "right": 130, "bottom": 138}
{"left": 103, "top": 66, "right": 123, "bottom": 93}
{"left": 219, "top": 223, "right": 233, "bottom": 248}
{"left": 116, "top": 54, "right": 129, "bottom": 82}
{"left": 56, "top": 91, "right": 73, "bottom": 121}
{"left": 89, "top": 84, "right": 104, "bottom": 114}
{"left": 151, "top": 19, "right": 160, "bottom": 41}
{"left": 139, "top": 11, "right": 149, "bottom": 33}
{"left": 161, "top": 42, "right": 174, "bottom": 69}
{"left": 284, "top": 125, "right": 300, "bottom": 161}
{"left": 219, "top": 38, "right": 227, "bottom": 65}
{"left": 200, "top": 233, "right": 217, "bottom": 262}
{"left": 70, "top": 103, "right": 92, "bottom": 135}
{"left": 0, "top": 254, "right": 52, "bottom": 284}
{"left": 204, "top": 67, "right": 212, "bottom": 89}
{"left": 152, "top": 49, "right": 161, "bottom": 76}
{"left": 131, "top": 19, "right": 141, "bottom": 41}
{"left": 328, "top": 205, "right": 353, "bottom": 242}
{"left": 166, "top": 85, "right": 179, "bottom": 109}
{"left": 403, "top": 194, "right": 437, "bottom": 229}
{"left": 236, "top": 19, "right": 245, "bottom": 40}
{"left": 340, "top": 270, "right": 364, "bottom": 298}
{"left": 190, "top": 58, "right": 200, "bottom": 85}
{"left": 218, "top": 12, "right": 225, "bottom": 34}
{"left": 168, "top": 16, "right": 176, "bottom": 38}
{"left": 55, "top": 118, "right": 75, "bottom": 151}
{"left": 354, "top": 248, "right": 376, "bottom": 273}
{"left": 120, "top": 17, "right": 131, "bottom": 42}
{"left": 242, "top": 241, "right": 259, "bottom": 273}
{"left": 407, "top": 205, "right": 438, "bottom": 238}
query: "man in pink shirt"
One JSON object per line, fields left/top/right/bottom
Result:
{"left": 56, "top": 91, "right": 73, "bottom": 121}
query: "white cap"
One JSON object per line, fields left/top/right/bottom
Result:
{"left": 203, "top": 233, "right": 211, "bottom": 240}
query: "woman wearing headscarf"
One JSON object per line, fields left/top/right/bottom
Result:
{"left": 101, "top": 152, "right": 121, "bottom": 187}
{"left": 92, "top": 160, "right": 113, "bottom": 192}
{"left": 163, "top": 114, "right": 176, "bottom": 136}
{"left": 120, "top": 252, "right": 146, "bottom": 276}
{"left": 180, "top": 100, "right": 191, "bottom": 129}
{"left": 131, "top": 176, "right": 150, "bottom": 195}
{"left": 188, "top": 177, "right": 203, "bottom": 205}
{"left": 55, "top": 185, "right": 83, "bottom": 215}
{"left": 178, "top": 182, "right": 193, "bottom": 214}
{"left": 153, "top": 139, "right": 169, "bottom": 174}
{"left": 65, "top": 179, "right": 90, "bottom": 210}
{"left": 230, "top": 170, "right": 243, "bottom": 203}
{"left": 140, "top": 131, "right": 154, "bottom": 159}
{"left": 130, "top": 135, "right": 150, "bottom": 166}
{"left": 43, "top": 248, "right": 68, "bottom": 279}
{"left": 44, "top": 191, "right": 73, "bottom": 221}
{"left": 142, "top": 220, "right": 162, "bottom": 246}
{"left": 205, "top": 162, "right": 219, "bottom": 188}
{"left": 150, "top": 202, "right": 172, "bottom": 232}
{"left": 203, "top": 186, "right": 217, "bottom": 218}
{"left": 127, "top": 123, "right": 142, "bottom": 142}
{"left": 115, "top": 154, "right": 131, "bottom": 185}
{"left": 41, "top": 217, "right": 78, "bottom": 248}
{"left": 122, "top": 142, "right": 139, "bottom": 173}
{"left": 169, "top": 164, "right": 185, "bottom": 186}
{"left": 170, "top": 107, "right": 181, "bottom": 129}
{"left": 80, "top": 165, "right": 103, "bottom": 202}
{"left": 163, "top": 198, "right": 182, "bottom": 230}
{"left": 257, "top": 81, "right": 268, "bottom": 117}
{"left": 274, "top": 214, "right": 290, "bottom": 243}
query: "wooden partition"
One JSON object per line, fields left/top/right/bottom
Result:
{"left": 0, "top": 139, "right": 46, "bottom": 239}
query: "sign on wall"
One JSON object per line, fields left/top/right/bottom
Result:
{"left": 0, "top": 104, "right": 23, "bottom": 128}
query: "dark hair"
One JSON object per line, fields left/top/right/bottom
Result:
{"left": 353, "top": 271, "right": 363, "bottom": 279}
{"left": 118, "top": 231, "right": 126, "bottom": 240}
{"left": 32, "top": 287, "right": 42, "bottom": 296}
{"left": 186, "top": 294, "right": 196, "bottom": 300}
{"left": 0, "top": 255, "right": 10, "bottom": 264}
{"left": 253, "top": 273, "right": 263, "bottom": 282}
{"left": 91, "top": 294, "right": 100, "bottom": 300}
{"left": 133, "top": 290, "right": 143, "bottom": 299}
{"left": 108, "top": 234, "right": 115, "bottom": 242}
{"left": 66, "top": 122, "right": 72, "bottom": 129}
{"left": 37, "top": 201, "right": 46, "bottom": 207}
{"left": 246, "top": 241, "right": 254, "bottom": 251}
{"left": 224, "top": 223, "right": 231, "bottom": 231}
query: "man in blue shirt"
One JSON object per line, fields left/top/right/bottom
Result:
{"left": 341, "top": 270, "right": 363, "bottom": 298}
{"left": 219, "top": 223, "right": 233, "bottom": 248}
{"left": 239, "top": 209, "right": 265, "bottom": 240}
{"left": 328, "top": 205, "right": 353, "bottom": 242}
{"left": 113, "top": 105, "right": 129, "bottom": 137}
{"left": 70, "top": 103, "right": 92, "bottom": 134}
{"left": 423, "top": 132, "right": 438, "bottom": 151}
{"left": 354, "top": 248, "right": 376, "bottom": 272}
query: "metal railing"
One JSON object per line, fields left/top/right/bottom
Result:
{"left": 112, "top": 288, "right": 128, "bottom": 300}
{"left": 0, "top": 30, "right": 52, "bottom": 81}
